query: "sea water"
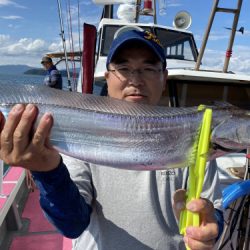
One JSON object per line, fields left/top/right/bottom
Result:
{"left": 0, "top": 73, "right": 103, "bottom": 93}
{"left": 0, "top": 73, "right": 68, "bottom": 88}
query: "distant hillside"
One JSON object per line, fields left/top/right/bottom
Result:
{"left": 0, "top": 65, "right": 32, "bottom": 75}
{"left": 24, "top": 68, "right": 45, "bottom": 75}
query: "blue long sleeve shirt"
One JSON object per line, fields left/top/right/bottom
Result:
{"left": 32, "top": 159, "right": 92, "bottom": 238}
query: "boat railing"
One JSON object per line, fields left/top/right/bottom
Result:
{"left": 217, "top": 148, "right": 250, "bottom": 249}
{"left": 0, "top": 164, "right": 26, "bottom": 245}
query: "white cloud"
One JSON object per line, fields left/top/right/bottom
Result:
{"left": 80, "top": 0, "right": 92, "bottom": 6}
{"left": 0, "top": 15, "right": 23, "bottom": 19}
{"left": 200, "top": 46, "right": 250, "bottom": 75}
{"left": 0, "top": 35, "right": 64, "bottom": 67}
{"left": 0, "top": 0, "right": 12, "bottom": 6}
{"left": 167, "top": 0, "right": 182, "bottom": 7}
{"left": 5, "top": 38, "right": 41, "bottom": 55}
{"left": 26, "top": 39, "right": 46, "bottom": 52}
{"left": 228, "top": 45, "right": 250, "bottom": 73}
{"left": 0, "top": 35, "right": 60, "bottom": 55}
{"left": 241, "top": 29, "right": 250, "bottom": 36}
{"left": 0, "top": 34, "right": 10, "bottom": 44}
{"left": 48, "top": 42, "right": 63, "bottom": 52}
{"left": 195, "top": 31, "right": 229, "bottom": 42}
{"left": 0, "top": 0, "right": 26, "bottom": 8}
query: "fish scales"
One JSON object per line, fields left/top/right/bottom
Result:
{"left": 0, "top": 83, "right": 249, "bottom": 170}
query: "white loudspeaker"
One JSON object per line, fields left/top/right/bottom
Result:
{"left": 173, "top": 11, "right": 192, "bottom": 30}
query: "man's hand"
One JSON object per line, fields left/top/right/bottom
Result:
{"left": 173, "top": 189, "right": 219, "bottom": 250}
{"left": 0, "top": 104, "right": 60, "bottom": 172}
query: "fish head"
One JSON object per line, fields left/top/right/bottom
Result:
{"left": 211, "top": 112, "right": 250, "bottom": 151}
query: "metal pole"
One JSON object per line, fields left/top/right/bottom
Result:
{"left": 243, "top": 200, "right": 250, "bottom": 250}
{"left": 223, "top": 0, "right": 243, "bottom": 72}
{"left": 135, "top": 0, "right": 141, "bottom": 23}
{"left": 195, "top": 0, "right": 219, "bottom": 70}
{"left": 77, "top": 0, "right": 82, "bottom": 72}
{"left": 217, "top": 199, "right": 239, "bottom": 250}
{"left": 56, "top": 0, "right": 72, "bottom": 91}
{"left": 153, "top": 0, "right": 157, "bottom": 24}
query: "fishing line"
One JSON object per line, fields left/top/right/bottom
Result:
{"left": 56, "top": 0, "right": 72, "bottom": 91}
{"left": 77, "top": 0, "right": 82, "bottom": 66}
{"left": 65, "top": 0, "right": 77, "bottom": 91}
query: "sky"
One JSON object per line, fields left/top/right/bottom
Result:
{"left": 0, "top": 0, "right": 250, "bottom": 75}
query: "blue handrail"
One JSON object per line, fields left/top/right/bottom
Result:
{"left": 222, "top": 180, "right": 250, "bottom": 209}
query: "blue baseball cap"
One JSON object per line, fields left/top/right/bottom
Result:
{"left": 106, "top": 29, "right": 166, "bottom": 69}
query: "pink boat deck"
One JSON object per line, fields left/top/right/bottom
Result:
{"left": 0, "top": 168, "right": 24, "bottom": 210}
{"left": 9, "top": 189, "right": 72, "bottom": 250}
{"left": 1, "top": 167, "right": 72, "bottom": 250}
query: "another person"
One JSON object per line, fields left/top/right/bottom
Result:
{"left": 0, "top": 30, "right": 223, "bottom": 250}
{"left": 41, "top": 56, "right": 62, "bottom": 89}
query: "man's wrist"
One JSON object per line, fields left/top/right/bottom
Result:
{"left": 31, "top": 157, "right": 69, "bottom": 195}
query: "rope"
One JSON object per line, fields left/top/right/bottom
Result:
{"left": 56, "top": 0, "right": 72, "bottom": 91}
{"left": 65, "top": 0, "right": 77, "bottom": 91}
{"left": 77, "top": 0, "right": 82, "bottom": 63}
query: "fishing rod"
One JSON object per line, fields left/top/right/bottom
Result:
{"left": 77, "top": 0, "right": 82, "bottom": 79}
{"left": 56, "top": 0, "right": 72, "bottom": 91}
{"left": 65, "top": 0, "right": 77, "bottom": 91}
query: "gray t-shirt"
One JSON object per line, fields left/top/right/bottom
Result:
{"left": 62, "top": 154, "right": 222, "bottom": 250}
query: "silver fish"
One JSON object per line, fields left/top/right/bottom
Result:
{"left": 0, "top": 83, "right": 249, "bottom": 170}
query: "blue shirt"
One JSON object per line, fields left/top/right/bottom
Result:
{"left": 32, "top": 159, "right": 92, "bottom": 238}
{"left": 44, "top": 65, "right": 63, "bottom": 89}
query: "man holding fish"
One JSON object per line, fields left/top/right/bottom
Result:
{"left": 0, "top": 30, "right": 223, "bottom": 249}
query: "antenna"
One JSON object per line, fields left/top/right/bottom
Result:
{"left": 224, "top": 26, "right": 244, "bottom": 34}
{"left": 173, "top": 11, "right": 192, "bottom": 30}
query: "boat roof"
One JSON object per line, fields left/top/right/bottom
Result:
{"left": 168, "top": 69, "right": 250, "bottom": 84}
{"left": 98, "top": 18, "right": 194, "bottom": 34}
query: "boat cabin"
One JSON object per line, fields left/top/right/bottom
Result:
{"left": 80, "top": 18, "right": 250, "bottom": 109}
{"left": 94, "top": 18, "right": 198, "bottom": 80}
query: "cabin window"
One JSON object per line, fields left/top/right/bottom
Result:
{"left": 96, "top": 30, "right": 101, "bottom": 56}
{"left": 101, "top": 25, "right": 122, "bottom": 56}
{"left": 100, "top": 25, "right": 198, "bottom": 62}
{"left": 101, "top": 25, "right": 153, "bottom": 56}
{"left": 154, "top": 28, "right": 198, "bottom": 61}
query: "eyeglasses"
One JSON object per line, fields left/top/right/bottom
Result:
{"left": 108, "top": 66, "right": 163, "bottom": 81}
